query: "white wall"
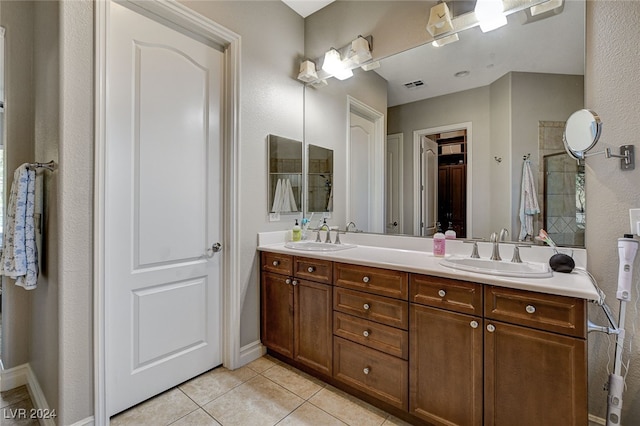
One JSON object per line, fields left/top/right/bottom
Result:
{"left": 180, "top": 1, "right": 305, "bottom": 350}
{"left": 586, "top": 2, "right": 640, "bottom": 423}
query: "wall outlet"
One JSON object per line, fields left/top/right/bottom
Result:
{"left": 629, "top": 208, "right": 640, "bottom": 236}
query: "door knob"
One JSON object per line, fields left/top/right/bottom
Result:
{"left": 206, "top": 242, "right": 222, "bottom": 257}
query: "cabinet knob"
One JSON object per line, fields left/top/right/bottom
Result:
{"left": 362, "top": 276, "right": 370, "bottom": 283}
{"left": 363, "top": 367, "right": 371, "bottom": 375}
{"left": 438, "top": 289, "right": 446, "bottom": 298}
{"left": 526, "top": 305, "right": 536, "bottom": 314}
{"left": 470, "top": 320, "right": 479, "bottom": 329}
{"left": 292, "top": 280, "right": 298, "bottom": 286}
{"left": 363, "top": 303, "right": 370, "bottom": 311}
{"left": 487, "top": 324, "right": 496, "bottom": 333}
{"left": 307, "top": 266, "right": 315, "bottom": 273}
{"left": 363, "top": 330, "right": 370, "bottom": 337}
{"left": 272, "top": 260, "right": 279, "bottom": 266}
{"left": 285, "top": 278, "right": 291, "bottom": 285}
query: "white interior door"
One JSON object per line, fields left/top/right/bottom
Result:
{"left": 421, "top": 136, "right": 438, "bottom": 236}
{"left": 386, "top": 133, "right": 403, "bottom": 234}
{"left": 105, "top": 2, "right": 223, "bottom": 416}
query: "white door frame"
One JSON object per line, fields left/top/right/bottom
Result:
{"left": 346, "top": 96, "right": 385, "bottom": 233}
{"left": 94, "top": 1, "right": 241, "bottom": 424}
{"left": 386, "top": 133, "right": 403, "bottom": 234}
{"left": 413, "top": 122, "right": 472, "bottom": 237}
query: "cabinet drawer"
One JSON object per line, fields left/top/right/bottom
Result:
{"left": 334, "top": 312, "right": 408, "bottom": 359}
{"left": 334, "top": 337, "right": 408, "bottom": 410}
{"left": 411, "top": 274, "right": 482, "bottom": 316}
{"left": 334, "top": 262, "right": 408, "bottom": 299}
{"left": 294, "top": 257, "right": 332, "bottom": 284}
{"left": 484, "top": 286, "right": 586, "bottom": 338}
{"left": 261, "top": 252, "right": 293, "bottom": 275}
{"left": 334, "top": 287, "right": 408, "bottom": 330}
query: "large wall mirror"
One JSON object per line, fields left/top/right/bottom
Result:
{"left": 303, "top": 0, "right": 585, "bottom": 247}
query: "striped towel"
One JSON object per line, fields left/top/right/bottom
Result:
{"left": 0, "top": 164, "right": 39, "bottom": 289}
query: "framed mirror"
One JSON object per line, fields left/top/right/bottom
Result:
{"left": 306, "top": 144, "right": 333, "bottom": 213}
{"left": 268, "top": 134, "right": 302, "bottom": 214}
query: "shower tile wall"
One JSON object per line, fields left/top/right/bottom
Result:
{"left": 538, "top": 121, "right": 585, "bottom": 247}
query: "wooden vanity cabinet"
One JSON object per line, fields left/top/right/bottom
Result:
{"left": 409, "top": 275, "right": 483, "bottom": 426}
{"left": 260, "top": 253, "right": 333, "bottom": 376}
{"left": 483, "top": 286, "right": 588, "bottom": 426}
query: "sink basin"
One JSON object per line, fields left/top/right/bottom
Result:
{"left": 284, "top": 241, "right": 357, "bottom": 252}
{"left": 440, "top": 257, "right": 552, "bottom": 278}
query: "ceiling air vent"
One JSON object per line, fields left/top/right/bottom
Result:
{"left": 403, "top": 80, "right": 425, "bottom": 89}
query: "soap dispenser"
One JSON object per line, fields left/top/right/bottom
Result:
{"left": 445, "top": 222, "right": 456, "bottom": 240}
{"left": 433, "top": 222, "right": 446, "bottom": 257}
{"left": 292, "top": 219, "right": 302, "bottom": 241}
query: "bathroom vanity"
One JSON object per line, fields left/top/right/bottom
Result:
{"left": 258, "top": 232, "right": 597, "bottom": 425}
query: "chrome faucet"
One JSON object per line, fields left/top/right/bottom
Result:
{"left": 346, "top": 221, "right": 357, "bottom": 232}
{"left": 490, "top": 232, "right": 501, "bottom": 261}
{"left": 499, "top": 228, "right": 509, "bottom": 242}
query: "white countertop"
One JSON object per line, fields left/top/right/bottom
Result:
{"left": 257, "top": 231, "right": 601, "bottom": 301}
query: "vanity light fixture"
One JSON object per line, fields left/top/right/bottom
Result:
{"left": 426, "top": 2, "right": 455, "bottom": 37}
{"left": 475, "top": 0, "right": 507, "bottom": 33}
{"left": 530, "top": 0, "right": 563, "bottom": 16}
{"left": 297, "top": 60, "right": 318, "bottom": 83}
{"left": 297, "top": 35, "right": 374, "bottom": 85}
{"left": 347, "top": 36, "right": 372, "bottom": 65}
{"left": 432, "top": 33, "right": 459, "bottom": 47}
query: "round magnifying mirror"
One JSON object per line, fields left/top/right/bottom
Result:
{"left": 563, "top": 109, "right": 602, "bottom": 159}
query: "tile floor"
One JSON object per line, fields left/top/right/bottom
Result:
{"left": 1, "top": 385, "right": 38, "bottom": 426}
{"left": 110, "top": 355, "right": 411, "bottom": 426}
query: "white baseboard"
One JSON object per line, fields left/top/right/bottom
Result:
{"left": 69, "top": 416, "right": 95, "bottom": 426}
{"left": 239, "top": 340, "right": 266, "bottom": 367}
{"left": 1, "top": 362, "right": 55, "bottom": 426}
{"left": 589, "top": 413, "right": 606, "bottom": 425}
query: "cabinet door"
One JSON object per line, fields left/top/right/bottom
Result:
{"left": 261, "top": 272, "right": 294, "bottom": 358}
{"left": 410, "top": 304, "right": 483, "bottom": 426}
{"left": 295, "top": 279, "right": 333, "bottom": 375}
{"left": 484, "top": 320, "right": 587, "bottom": 426}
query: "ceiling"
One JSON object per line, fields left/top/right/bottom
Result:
{"left": 378, "top": 0, "right": 584, "bottom": 106}
{"left": 282, "top": 0, "right": 335, "bottom": 17}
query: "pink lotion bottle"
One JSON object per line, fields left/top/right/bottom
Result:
{"left": 433, "top": 222, "right": 446, "bottom": 257}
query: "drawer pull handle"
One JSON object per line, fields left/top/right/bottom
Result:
{"left": 363, "top": 330, "right": 370, "bottom": 337}
{"left": 487, "top": 324, "right": 496, "bottom": 333}
{"left": 438, "top": 289, "right": 446, "bottom": 298}
{"left": 307, "top": 266, "right": 315, "bottom": 273}
{"left": 526, "top": 305, "right": 536, "bottom": 314}
{"left": 285, "top": 278, "right": 291, "bottom": 285}
{"left": 363, "top": 367, "right": 371, "bottom": 375}
{"left": 272, "top": 260, "right": 279, "bottom": 266}
{"left": 292, "top": 280, "right": 298, "bottom": 286}
{"left": 363, "top": 303, "right": 371, "bottom": 311}
{"left": 362, "top": 276, "right": 370, "bottom": 283}
{"left": 470, "top": 320, "right": 479, "bottom": 329}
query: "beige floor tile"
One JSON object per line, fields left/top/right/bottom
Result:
{"left": 1, "top": 397, "right": 41, "bottom": 426}
{"left": 203, "top": 375, "right": 303, "bottom": 426}
{"left": 246, "top": 355, "right": 279, "bottom": 373}
{"left": 110, "top": 388, "right": 198, "bottom": 426}
{"left": 170, "top": 408, "right": 221, "bottom": 426}
{"left": 0, "top": 386, "right": 30, "bottom": 409}
{"left": 277, "top": 402, "right": 347, "bottom": 426}
{"left": 178, "top": 366, "right": 257, "bottom": 406}
{"left": 309, "top": 386, "right": 388, "bottom": 426}
{"left": 262, "top": 363, "right": 325, "bottom": 400}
